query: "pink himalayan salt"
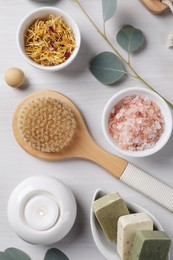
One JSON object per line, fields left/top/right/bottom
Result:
{"left": 108, "top": 95, "right": 165, "bottom": 151}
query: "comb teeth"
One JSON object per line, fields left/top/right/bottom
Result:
{"left": 18, "top": 97, "right": 77, "bottom": 153}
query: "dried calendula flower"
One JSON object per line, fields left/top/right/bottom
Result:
{"left": 25, "top": 15, "right": 76, "bottom": 66}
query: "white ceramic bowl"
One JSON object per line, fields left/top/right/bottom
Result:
{"left": 102, "top": 87, "right": 172, "bottom": 157}
{"left": 90, "top": 189, "right": 170, "bottom": 260}
{"left": 16, "top": 7, "right": 81, "bottom": 71}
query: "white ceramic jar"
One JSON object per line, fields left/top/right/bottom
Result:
{"left": 7, "top": 175, "right": 77, "bottom": 245}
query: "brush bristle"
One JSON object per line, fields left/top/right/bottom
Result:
{"left": 18, "top": 97, "right": 77, "bottom": 152}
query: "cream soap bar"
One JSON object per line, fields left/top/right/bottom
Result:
{"left": 92, "top": 193, "right": 129, "bottom": 241}
{"left": 129, "top": 230, "right": 171, "bottom": 260}
{"left": 117, "top": 212, "right": 153, "bottom": 260}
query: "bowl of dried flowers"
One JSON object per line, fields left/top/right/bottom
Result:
{"left": 16, "top": 7, "right": 81, "bottom": 71}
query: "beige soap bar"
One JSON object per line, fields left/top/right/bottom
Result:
{"left": 92, "top": 192, "right": 129, "bottom": 241}
{"left": 117, "top": 212, "right": 153, "bottom": 260}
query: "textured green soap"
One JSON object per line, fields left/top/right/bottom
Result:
{"left": 129, "top": 230, "right": 171, "bottom": 260}
{"left": 92, "top": 192, "right": 129, "bottom": 241}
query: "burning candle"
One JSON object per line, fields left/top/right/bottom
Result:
{"left": 7, "top": 175, "right": 77, "bottom": 245}
{"left": 24, "top": 195, "right": 59, "bottom": 231}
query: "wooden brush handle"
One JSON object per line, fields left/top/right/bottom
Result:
{"left": 81, "top": 137, "right": 128, "bottom": 179}
{"left": 141, "top": 0, "right": 168, "bottom": 14}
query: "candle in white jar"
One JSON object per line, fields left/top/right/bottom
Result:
{"left": 24, "top": 195, "right": 59, "bottom": 231}
{"left": 7, "top": 175, "right": 77, "bottom": 245}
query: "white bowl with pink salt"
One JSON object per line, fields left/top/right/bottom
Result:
{"left": 102, "top": 87, "right": 172, "bottom": 157}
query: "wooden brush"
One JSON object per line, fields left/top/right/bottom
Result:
{"left": 141, "top": 0, "right": 168, "bottom": 14}
{"left": 18, "top": 96, "right": 76, "bottom": 153}
{"left": 13, "top": 90, "right": 173, "bottom": 212}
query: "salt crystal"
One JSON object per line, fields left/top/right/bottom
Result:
{"left": 111, "top": 108, "right": 115, "bottom": 114}
{"left": 108, "top": 95, "right": 165, "bottom": 151}
{"left": 117, "top": 124, "right": 123, "bottom": 130}
{"left": 116, "top": 113, "right": 122, "bottom": 119}
{"left": 136, "top": 118, "right": 142, "bottom": 124}
{"left": 155, "top": 121, "right": 161, "bottom": 129}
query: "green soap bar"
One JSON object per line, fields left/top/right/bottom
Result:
{"left": 129, "top": 230, "right": 171, "bottom": 260}
{"left": 92, "top": 192, "right": 129, "bottom": 241}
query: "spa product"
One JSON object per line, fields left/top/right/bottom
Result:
{"left": 12, "top": 90, "right": 173, "bottom": 212}
{"left": 90, "top": 189, "right": 169, "bottom": 260}
{"left": 108, "top": 95, "right": 165, "bottom": 151}
{"left": 4, "top": 67, "right": 25, "bottom": 88}
{"left": 129, "top": 230, "right": 171, "bottom": 260}
{"left": 17, "top": 7, "right": 81, "bottom": 72}
{"left": 117, "top": 212, "right": 153, "bottom": 260}
{"left": 7, "top": 175, "right": 77, "bottom": 245}
{"left": 92, "top": 192, "right": 129, "bottom": 241}
{"left": 25, "top": 15, "right": 76, "bottom": 66}
{"left": 18, "top": 96, "right": 77, "bottom": 152}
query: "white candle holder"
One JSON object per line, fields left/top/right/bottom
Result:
{"left": 7, "top": 175, "right": 77, "bottom": 245}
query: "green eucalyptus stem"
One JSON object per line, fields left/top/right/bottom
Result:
{"left": 128, "top": 52, "right": 131, "bottom": 65}
{"left": 128, "top": 64, "right": 173, "bottom": 107}
{"left": 73, "top": 0, "right": 173, "bottom": 108}
{"left": 103, "top": 22, "right": 106, "bottom": 37}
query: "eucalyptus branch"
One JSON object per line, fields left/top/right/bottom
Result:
{"left": 103, "top": 22, "right": 106, "bottom": 37}
{"left": 124, "top": 71, "right": 137, "bottom": 78}
{"left": 128, "top": 52, "right": 131, "bottom": 65}
{"left": 73, "top": 0, "right": 173, "bottom": 108}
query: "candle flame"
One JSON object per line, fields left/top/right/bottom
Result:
{"left": 38, "top": 209, "right": 45, "bottom": 217}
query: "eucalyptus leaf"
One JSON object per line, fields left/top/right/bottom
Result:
{"left": 90, "top": 52, "right": 125, "bottom": 85}
{"left": 116, "top": 25, "right": 144, "bottom": 53}
{"left": 44, "top": 248, "right": 69, "bottom": 260}
{"left": 4, "top": 248, "right": 31, "bottom": 260}
{"left": 0, "top": 252, "right": 13, "bottom": 260}
{"left": 102, "top": 0, "right": 117, "bottom": 22}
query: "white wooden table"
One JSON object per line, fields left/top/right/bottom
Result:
{"left": 0, "top": 0, "right": 173, "bottom": 259}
